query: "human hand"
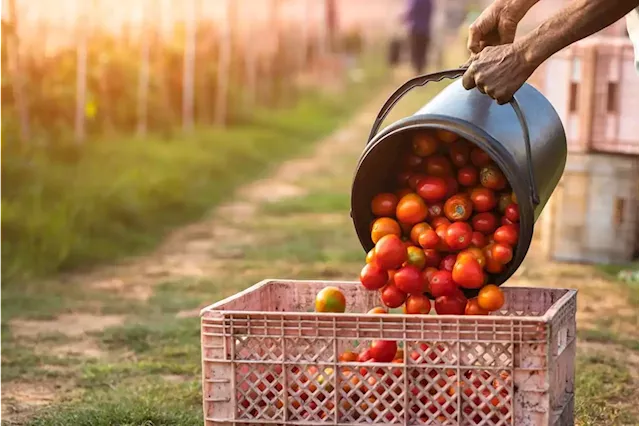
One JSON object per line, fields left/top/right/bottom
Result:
{"left": 467, "top": 0, "right": 537, "bottom": 53}
{"left": 462, "top": 42, "right": 537, "bottom": 104}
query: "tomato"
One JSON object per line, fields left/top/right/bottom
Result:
{"left": 491, "top": 243, "right": 513, "bottom": 264}
{"left": 416, "top": 176, "right": 448, "bottom": 202}
{"left": 406, "top": 246, "right": 427, "bottom": 269}
{"left": 410, "top": 222, "right": 432, "bottom": 245}
{"left": 418, "top": 229, "right": 440, "bottom": 249}
{"left": 477, "top": 284, "right": 505, "bottom": 311}
{"left": 471, "top": 212, "right": 499, "bottom": 234}
{"left": 435, "top": 224, "right": 452, "bottom": 251}
{"left": 431, "top": 216, "right": 450, "bottom": 228}
{"left": 422, "top": 266, "right": 437, "bottom": 288}
{"left": 504, "top": 203, "right": 520, "bottom": 222}
{"left": 479, "top": 165, "right": 507, "bottom": 191}
{"left": 465, "top": 298, "right": 489, "bottom": 315}
{"left": 436, "top": 129, "right": 459, "bottom": 143}
{"left": 412, "top": 132, "right": 439, "bottom": 157}
{"left": 380, "top": 283, "right": 407, "bottom": 308}
{"left": 435, "top": 293, "right": 467, "bottom": 315}
{"left": 452, "top": 256, "right": 484, "bottom": 289}
{"left": 429, "top": 270, "right": 457, "bottom": 298}
{"left": 396, "top": 193, "right": 428, "bottom": 225}
{"left": 470, "top": 231, "right": 486, "bottom": 248}
{"left": 470, "top": 147, "right": 491, "bottom": 167}
{"left": 370, "top": 340, "right": 398, "bottom": 362}
{"left": 371, "top": 217, "right": 402, "bottom": 244}
{"left": 444, "top": 176, "right": 459, "bottom": 198}
{"left": 371, "top": 193, "right": 399, "bottom": 217}
{"left": 497, "top": 192, "right": 512, "bottom": 213}
{"left": 339, "top": 351, "right": 359, "bottom": 362}
{"left": 394, "top": 265, "right": 424, "bottom": 295}
{"left": 469, "top": 187, "right": 497, "bottom": 212}
{"left": 422, "top": 249, "right": 441, "bottom": 268}
{"left": 457, "top": 166, "right": 478, "bottom": 187}
{"left": 493, "top": 224, "right": 519, "bottom": 246}
{"left": 315, "top": 286, "right": 347, "bottom": 313}
{"left": 401, "top": 152, "right": 424, "bottom": 169}
{"left": 460, "top": 247, "right": 486, "bottom": 268}
{"left": 439, "top": 254, "right": 457, "bottom": 272}
{"left": 501, "top": 216, "right": 515, "bottom": 226}
{"left": 427, "top": 202, "right": 443, "bottom": 218}
{"left": 367, "top": 307, "right": 388, "bottom": 314}
{"left": 375, "top": 234, "right": 407, "bottom": 269}
{"left": 445, "top": 222, "right": 473, "bottom": 250}
{"left": 424, "top": 155, "right": 454, "bottom": 177}
{"left": 358, "top": 348, "right": 374, "bottom": 362}
{"left": 404, "top": 294, "right": 432, "bottom": 314}
{"left": 360, "top": 263, "right": 388, "bottom": 290}
{"left": 444, "top": 194, "right": 473, "bottom": 222}
{"left": 366, "top": 248, "right": 376, "bottom": 264}
{"left": 485, "top": 258, "right": 505, "bottom": 274}
{"left": 407, "top": 173, "right": 428, "bottom": 190}
{"left": 397, "top": 171, "right": 412, "bottom": 187}
{"left": 449, "top": 140, "right": 470, "bottom": 167}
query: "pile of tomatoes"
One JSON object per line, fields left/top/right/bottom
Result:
{"left": 359, "top": 129, "right": 518, "bottom": 315}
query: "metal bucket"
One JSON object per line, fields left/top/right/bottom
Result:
{"left": 351, "top": 68, "right": 567, "bottom": 292}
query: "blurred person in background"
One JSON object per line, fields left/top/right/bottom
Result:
{"left": 462, "top": 0, "right": 638, "bottom": 104}
{"left": 404, "top": 0, "right": 434, "bottom": 74}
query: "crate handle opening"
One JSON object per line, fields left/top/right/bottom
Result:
{"left": 607, "top": 81, "right": 618, "bottom": 113}
{"left": 614, "top": 197, "right": 625, "bottom": 225}
{"left": 569, "top": 82, "right": 579, "bottom": 113}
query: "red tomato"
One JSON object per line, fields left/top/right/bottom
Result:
{"left": 494, "top": 225, "right": 519, "bottom": 246}
{"left": 380, "top": 283, "right": 407, "bottom": 308}
{"left": 394, "top": 265, "right": 424, "bottom": 295}
{"left": 470, "top": 148, "right": 491, "bottom": 167}
{"left": 412, "top": 132, "right": 439, "bottom": 157}
{"left": 424, "top": 155, "right": 454, "bottom": 177}
{"left": 439, "top": 254, "right": 457, "bottom": 272}
{"left": 422, "top": 267, "right": 437, "bottom": 289}
{"left": 397, "top": 171, "right": 412, "bottom": 187}
{"left": 445, "top": 222, "right": 473, "bottom": 250}
{"left": 396, "top": 194, "right": 428, "bottom": 225}
{"left": 428, "top": 202, "right": 443, "bottom": 218}
{"left": 491, "top": 243, "right": 513, "bottom": 264}
{"left": 375, "top": 234, "right": 407, "bottom": 269}
{"left": 470, "top": 231, "right": 486, "bottom": 248}
{"left": 431, "top": 216, "right": 450, "bottom": 228}
{"left": 479, "top": 165, "right": 507, "bottom": 191}
{"left": 401, "top": 152, "right": 424, "bottom": 169}
{"left": 410, "top": 222, "right": 432, "bottom": 246}
{"left": 477, "top": 284, "right": 505, "bottom": 311}
{"left": 360, "top": 263, "right": 388, "bottom": 290}
{"left": 418, "top": 229, "right": 440, "bottom": 249}
{"left": 370, "top": 340, "right": 398, "bottom": 362}
{"left": 449, "top": 140, "right": 470, "bottom": 167}
{"left": 465, "top": 298, "right": 489, "bottom": 315}
{"left": 504, "top": 203, "right": 520, "bottom": 222}
{"left": 497, "top": 192, "right": 512, "bottom": 213}
{"left": 358, "top": 348, "right": 374, "bottom": 362}
{"left": 405, "top": 294, "right": 432, "bottom": 314}
{"left": 485, "top": 258, "right": 505, "bottom": 274}
{"left": 444, "top": 194, "right": 473, "bottom": 222}
{"left": 416, "top": 176, "right": 448, "bottom": 202}
{"left": 471, "top": 212, "right": 499, "bottom": 234}
{"left": 371, "top": 193, "right": 398, "bottom": 217}
{"left": 452, "top": 256, "right": 484, "bottom": 288}
{"left": 469, "top": 188, "right": 497, "bottom": 212}
{"left": 435, "top": 224, "right": 452, "bottom": 251}
{"left": 429, "top": 270, "right": 457, "bottom": 298}
{"left": 457, "top": 166, "right": 478, "bottom": 187}
{"left": 408, "top": 173, "right": 428, "bottom": 190}
{"left": 423, "top": 249, "right": 441, "bottom": 268}
{"left": 444, "top": 176, "right": 459, "bottom": 198}
{"left": 435, "top": 293, "right": 467, "bottom": 315}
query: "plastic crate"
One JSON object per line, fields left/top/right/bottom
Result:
{"left": 201, "top": 280, "right": 577, "bottom": 426}
{"left": 529, "top": 36, "right": 638, "bottom": 155}
{"left": 537, "top": 152, "right": 639, "bottom": 264}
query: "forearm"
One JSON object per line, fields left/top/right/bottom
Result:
{"left": 504, "top": 0, "right": 541, "bottom": 21}
{"left": 518, "top": 0, "right": 637, "bottom": 66}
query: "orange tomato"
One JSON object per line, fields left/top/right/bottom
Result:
{"left": 436, "top": 129, "right": 459, "bottom": 143}
{"left": 404, "top": 294, "right": 432, "bottom": 314}
{"left": 366, "top": 248, "right": 376, "bottom": 264}
{"left": 396, "top": 193, "right": 428, "bottom": 225}
{"left": 412, "top": 132, "right": 439, "bottom": 156}
{"left": 371, "top": 217, "right": 401, "bottom": 244}
{"left": 368, "top": 306, "right": 388, "bottom": 314}
{"left": 410, "top": 222, "right": 432, "bottom": 246}
{"left": 477, "top": 284, "right": 505, "bottom": 311}
{"left": 465, "top": 298, "right": 489, "bottom": 315}
{"left": 315, "top": 287, "right": 346, "bottom": 313}
{"left": 339, "top": 351, "right": 359, "bottom": 362}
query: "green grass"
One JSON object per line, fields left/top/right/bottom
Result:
{"left": 575, "top": 353, "right": 639, "bottom": 425}
{"left": 1, "top": 60, "right": 388, "bottom": 284}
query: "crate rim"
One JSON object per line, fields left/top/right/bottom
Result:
{"left": 200, "top": 278, "right": 578, "bottom": 323}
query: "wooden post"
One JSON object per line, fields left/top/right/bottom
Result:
{"left": 136, "top": 0, "right": 151, "bottom": 136}
{"left": 74, "top": 0, "right": 89, "bottom": 145}
{"left": 182, "top": 0, "right": 196, "bottom": 132}
{"left": 214, "top": 0, "right": 236, "bottom": 126}
{"left": 5, "top": 0, "right": 30, "bottom": 145}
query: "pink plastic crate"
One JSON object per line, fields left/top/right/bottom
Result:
{"left": 200, "top": 280, "right": 576, "bottom": 426}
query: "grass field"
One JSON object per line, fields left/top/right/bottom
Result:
{"left": 2, "top": 71, "right": 638, "bottom": 425}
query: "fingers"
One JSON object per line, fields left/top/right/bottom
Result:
{"left": 467, "top": 23, "right": 482, "bottom": 54}
{"left": 462, "top": 66, "right": 477, "bottom": 91}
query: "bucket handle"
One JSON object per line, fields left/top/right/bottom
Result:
{"left": 367, "top": 68, "right": 540, "bottom": 206}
